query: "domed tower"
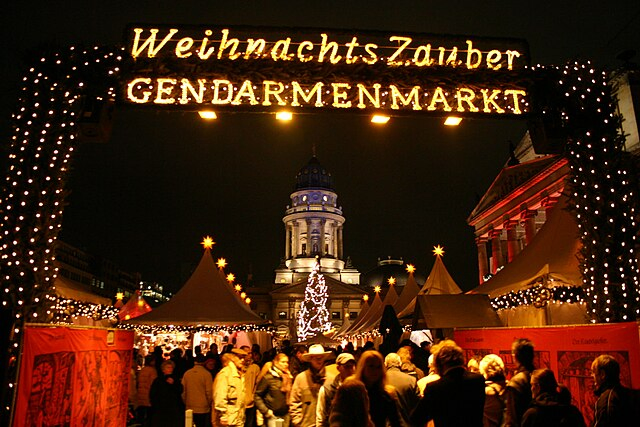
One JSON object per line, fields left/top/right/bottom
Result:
{"left": 275, "top": 156, "right": 360, "bottom": 285}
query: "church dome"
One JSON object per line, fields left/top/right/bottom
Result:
{"left": 295, "top": 156, "right": 334, "bottom": 190}
{"left": 361, "top": 257, "right": 426, "bottom": 290}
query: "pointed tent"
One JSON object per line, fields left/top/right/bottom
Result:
{"left": 332, "top": 297, "right": 369, "bottom": 338}
{"left": 469, "top": 194, "right": 581, "bottom": 298}
{"left": 118, "top": 290, "right": 152, "bottom": 321}
{"left": 393, "top": 269, "right": 421, "bottom": 314}
{"left": 125, "top": 247, "right": 263, "bottom": 327}
{"left": 351, "top": 284, "right": 400, "bottom": 335}
{"left": 397, "top": 251, "right": 463, "bottom": 319}
{"left": 341, "top": 292, "right": 383, "bottom": 337}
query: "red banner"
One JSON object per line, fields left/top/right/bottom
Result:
{"left": 454, "top": 322, "right": 640, "bottom": 426}
{"left": 13, "top": 325, "right": 134, "bottom": 427}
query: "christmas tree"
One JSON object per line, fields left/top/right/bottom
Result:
{"left": 297, "top": 258, "right": 332, "bottom": 340}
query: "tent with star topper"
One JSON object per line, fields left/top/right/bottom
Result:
{"left": 124, "top": 237, "right": 265, "bottom": 328}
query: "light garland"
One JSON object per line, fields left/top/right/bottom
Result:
{"left": 0, "top": 44, "right": 122, "bottom": 420}
{"left": 491, "top": 285, "right": 585, "bottom": 311}
{"left": 119, "top": 322, "right": 275, "bottom": 335}
{"left": 46, "top": 295, "right": 120, "bottom": 324}
{"left": 530, "top": 61, "right": 640, "bottom": 322}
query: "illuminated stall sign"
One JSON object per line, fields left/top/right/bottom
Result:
{"left": 121, "top": 25, "right": 531, "bottom": 116}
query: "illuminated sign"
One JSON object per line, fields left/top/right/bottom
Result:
{"left": 121, "top": 25, "right": 531, "bottom": 116}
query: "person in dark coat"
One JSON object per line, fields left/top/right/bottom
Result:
{"left": 354, "top": 350, "right": 403, "bottom": 427}
{"left": 410, "top": 339, "right": 485, "bottom": 427}
{"left": 329, "top": 377, "right": 374, "bottom": 427}
{"left": 317, "top": 352, "right": 357, "bottom": 427}
{"left": 384, "top": 353, "right": 421, "bottom": 427}
{"left": 521, "top": 369, "right": 585, "bottom": 427}
{"left": 590, "top": 354, "right": 636, "bottom": 427}
{"left": 504, "top": 338, "right": 536, "bottom": 427}
{"left": 254, "top": 352, "right": 293, "bottom": 427}
{"left": 148, "top": 360, "right": 184, "bottom": 427}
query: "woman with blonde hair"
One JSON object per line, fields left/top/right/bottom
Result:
{"left": 353, "top": 350, "right": 402, "bottom": 427}
{"left": 479, "top": 354, "right": 507, "bottom": 427}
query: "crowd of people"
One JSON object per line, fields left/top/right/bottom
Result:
{"left": 126, "top": 338, "right": 637, "bottom": 427}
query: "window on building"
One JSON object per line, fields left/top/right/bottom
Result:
{"left": 349, "top": 312, "right": 358, "bottom": 319}
{"left": 301, "top": 243, "right": 307, "bottom": 255}
{"left": 278, "top": 311, "right": 287, "bottom": 320}
{"left": 332, "top": 311, "right": 341, "bottom": 320}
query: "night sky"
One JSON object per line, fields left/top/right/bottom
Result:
{"left": 2, "top": 1, "right": 639, "bottom": 293}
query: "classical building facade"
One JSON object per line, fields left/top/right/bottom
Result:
{"left": 270, "top": 156, "right": 367, "bottom": 339}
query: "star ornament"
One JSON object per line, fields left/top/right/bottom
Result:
{"left": 388, "top": 277, "right": 396, "bottom": 286}
{"left": 201, "top": 236, "right": 215, "bottom": 250}
{"left": 374, "top": 285, "right": 382, "bottom": 293}
{"left": 406, "top": 264, "right": 416, "bottom": 274}
{"left": 216, "top": 258, "right": 227, "bottom": 269}
{"left": 226, "top": 273, "right": 236, "bottom": 283}
{"left": 433, "top": 245, "right": 445, "bottom": 257}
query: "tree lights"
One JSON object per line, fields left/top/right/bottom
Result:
{"left": 297, "top": 258, "right": 332, "bottom": 341}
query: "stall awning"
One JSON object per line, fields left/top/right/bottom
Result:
{"left": 412, "top": 294, "right": 502, "bottom": 329}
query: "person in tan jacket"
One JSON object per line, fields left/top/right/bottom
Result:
{"left": 214, "top": 351, "right": 246, "bottom": 426}
{"left": 289, "top": 344, "right": 331, "bottom": 427}
{"left": 183, "top": 354, "right": 214, "bottom": 427}
{"left": 136, "top": 355, "right": 158, "bottom": 424}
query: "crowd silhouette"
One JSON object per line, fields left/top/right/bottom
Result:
{"left": 126, "top": 338, "right": 637, "bottom": 427}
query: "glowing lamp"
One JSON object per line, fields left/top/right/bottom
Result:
{"left": 116, "top": 292, "right": 124, "bottom": 301}
{"left": 371, "top": 114, "right": 390, "bottom": 124}
{"left": 137, "top": 300, "right": 144, "bottom": 307}
{"left": 245, "top": 297, "right": 251, "bottom": 304}
{"left": 276, "top": 111, "right": 293, "bottom": 121}
{"left": 444, "top": 116, "right": 462, "bottom": 126}
{"left": 216, "top": 258, "right": 227, "bottom": 269}
{"left": 198, "top": 110, "right": 217, "bottom": 120}
{"left": 363, "top": 295, "right": 369, "bottom": 301}
{"left": 345, "top": 312, "right": 350, "bottom": 318}
{"left": 226, "top": 273, "right": 235, "bottom": 283}
{"left": 406, "top": 264, "right": 416, "bottom": 273}
{"left": 374, "top": 285, "right": 381, "bottom": 293}
{"left": 240, "top": 292, "right": 247, "bottom": 299}
{"left": 125, "top": 315, "right": 131, "bottom": 320}
{"left": 388, "top": 277, "right": 396, "bottom": 286}
{"left": 234, "top": 284, "right": 242, "bottom": 292}
{"left": 201, "top": 236, "right": 215, "bottom": 249}
{"left": 433, "top": 245, "right": 445, "bottom": 256}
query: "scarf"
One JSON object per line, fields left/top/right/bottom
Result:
{"left": 306, "top": 366, "right": 326, "bottom": 397}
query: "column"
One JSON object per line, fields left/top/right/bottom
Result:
{"left": 476, "top": 237, "right": 489, "bottom": 284}
{"left": 504, "top": 219, "right": 520, "bottom": 263}
{"left": 338, "top": 226, "right": 344, "bottom": 259}
{"left": 319, "top": 219, "right": 326, "bottom": 256}
{"left": 522, "top": 209, "right": 538, "bottom": 245}
{"left": 285, "top": 223, "right": 291, "bottom": 259}
{"left": 306, "top": 219, "right": 312, "bottom": 255}
{"left": 490, "top": 228, "right": 503, "bottom": 274}
{"left": 292, "top": 221, "right": 299, "bottom": 257}
{"left": 542, "top": 196, "right": 559, "bottom": 217}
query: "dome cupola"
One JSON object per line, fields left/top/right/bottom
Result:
{"left": 295, "top": 156, "right": 334, "bottom": 190}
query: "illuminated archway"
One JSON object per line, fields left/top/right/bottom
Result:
{"left": 1, "top": 25, "right": 639, "bottom": 421}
